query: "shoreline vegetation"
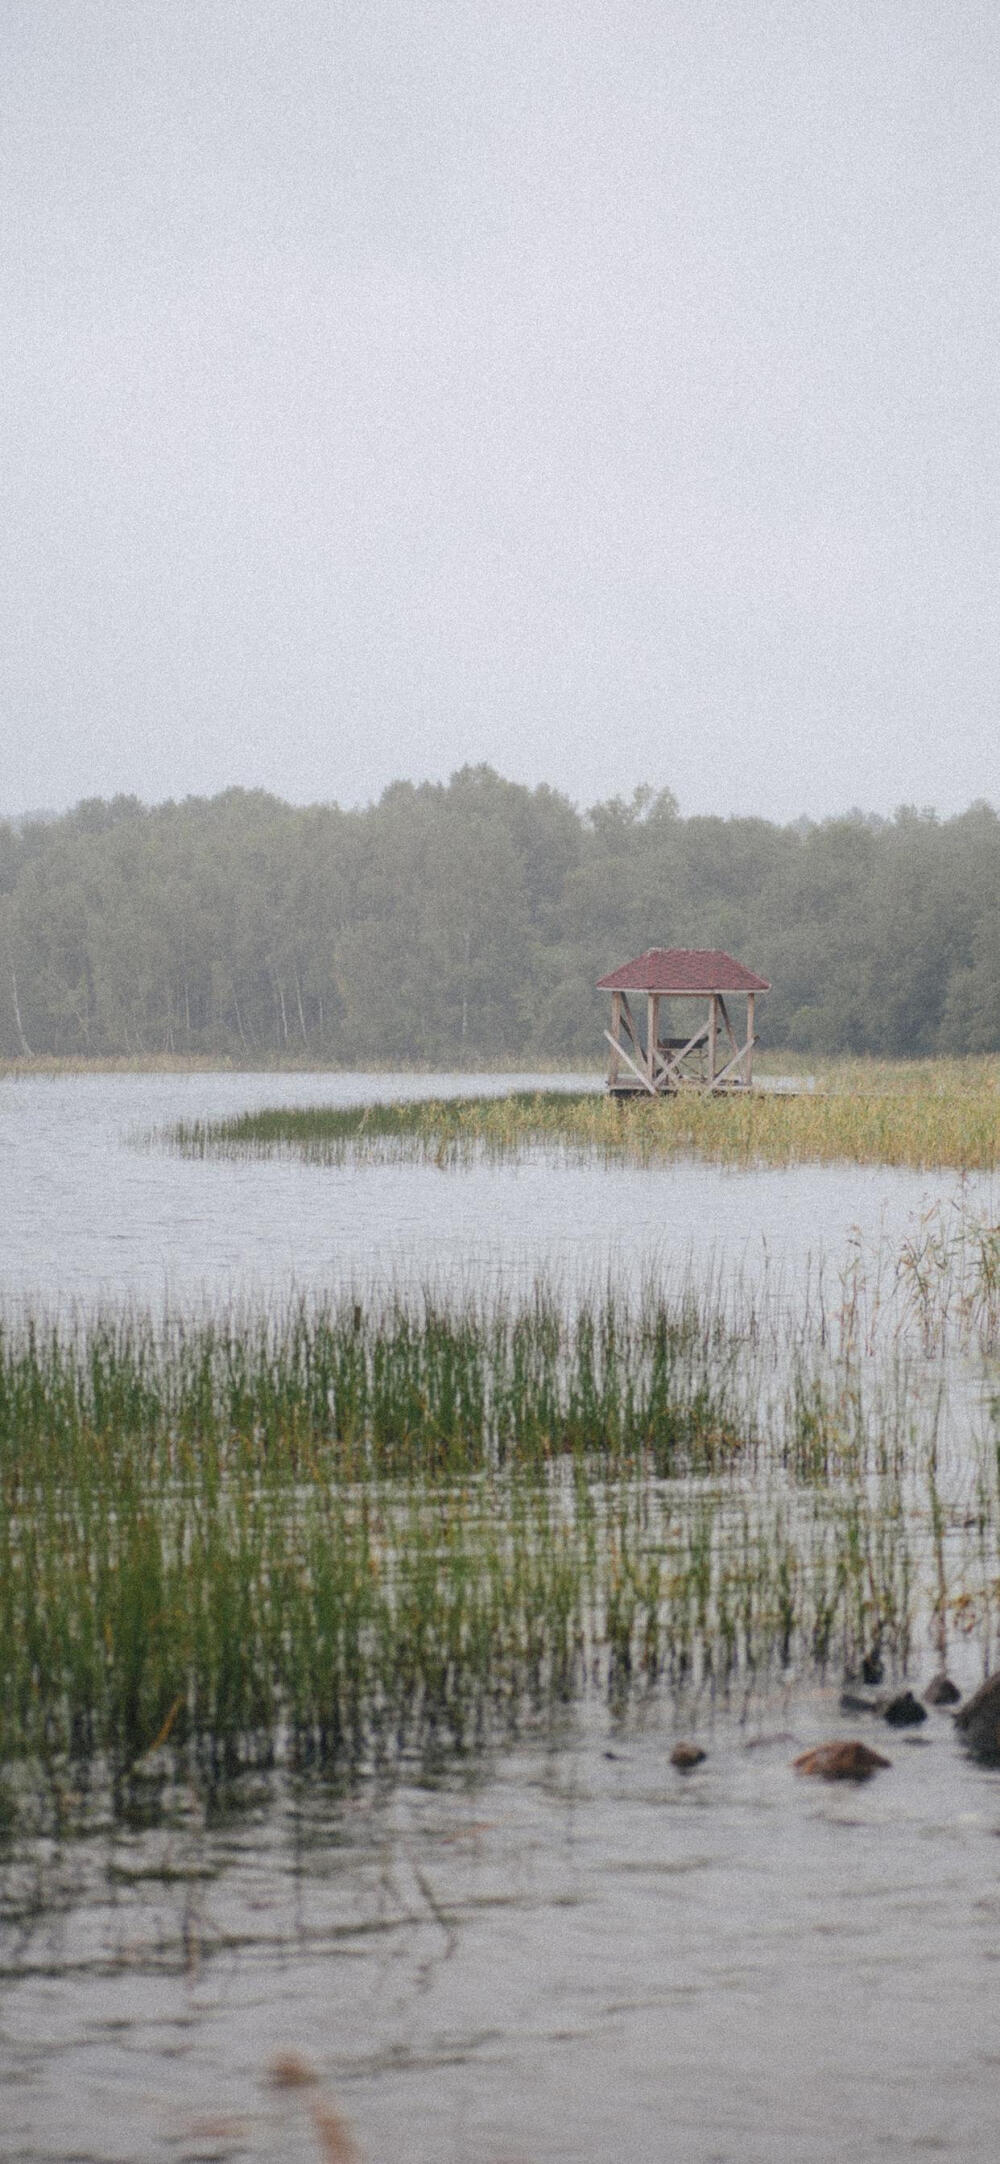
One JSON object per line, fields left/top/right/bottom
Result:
{"left": 3, "top": 1049, "right": 999, "bottom": 1084}
{"left": 1, "top": 1226, "right": 998, "bottom": 1828}
{"left": 2, "top": 1052, "right": 604, "bottom": 1079}
{"left": 167, "top": 1067, "right": 1000, "bottom": 1172}
{"left": 7, "top": 1048, "right": 1000, "bottom": 1179}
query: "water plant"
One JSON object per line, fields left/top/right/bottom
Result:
{"left": 166, "top": 1076, "right": 1000, "bottom": 1173}
{"left": 0, "top": 1264, "right": 995, "bottom": 1829}
{"left": 0, "top": 1282, "right": 752, "bottom": 1487}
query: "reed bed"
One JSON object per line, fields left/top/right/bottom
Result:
{"left": 0, "top": 1459, "right": 949, "bottom": 1802}
{"left": 1, "top": 1272, "right": 997, "bottom": 1827}
{"left": 757, "top": 1054, "right": 1000, "bottom": 1096}
{"left": 0, "top": 1284, "right": 751, "bottom": 1485}
{"left": 168, "top": 1077, "right": 1000, "bottom": 1171}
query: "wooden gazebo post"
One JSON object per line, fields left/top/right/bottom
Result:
{"left": 609, "top": 990, "right": 622, "bottom": 1086}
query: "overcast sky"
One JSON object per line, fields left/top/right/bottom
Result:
{"left": 3, "top": 1, "right": 997, "bottom": 823}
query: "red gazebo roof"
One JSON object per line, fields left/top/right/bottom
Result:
{"left": 596, "top": 948, "right": 770, "bottom": 994}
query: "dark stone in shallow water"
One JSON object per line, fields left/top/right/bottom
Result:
{"left": 954, "top": 1672, "right": 1000, "bottom": 1761}
{"left": 670, "top": 1742, "right": 706, "bottom": 1771}
{"left": 839, "top": 1687, "right": 928, "bottom": 1724}
{"left": 793, "top": 1741, "right": 891, "bottom": 1782}
{"left": 924, "top": 1673, "right": 962, "bottom": 1706}
{"left": 883, "top": 1691, "right": 927, "bottom": 1727}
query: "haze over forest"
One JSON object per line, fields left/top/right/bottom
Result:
{"left": 2, "top": 770, "right": 998, "bottom": 1063}
{"left": 4, "top": 5, "right": 999, "bottom": 825}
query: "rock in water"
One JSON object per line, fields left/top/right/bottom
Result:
{"left": 793, "top": 1742, "right": 891, "bottom": 1782}
{"left": 924, "top": 1673, "right": 961, "bottom": 1706}
{"left": 954, "top": 1672, "right": 1000, "bottom": 1761}
{"left": 840, "top": 1688, "right": 928, "bottom": 1725}
{"left": 670, "top": 1742, "right": 706, "bottom": 1770}
{"left": 882, "top": 1690, "right": 927, "bottom": 1727}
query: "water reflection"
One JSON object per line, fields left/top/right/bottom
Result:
{"left": 4, "top": 1698, "right": 1000, "bottom": 2161}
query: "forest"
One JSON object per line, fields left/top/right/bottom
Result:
{"left": 1, "top": 769, "right": 998, "bottom": 1062}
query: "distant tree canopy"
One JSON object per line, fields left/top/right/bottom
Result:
{"left": 1, "top": 771, "right": 998, "bottom": 1061}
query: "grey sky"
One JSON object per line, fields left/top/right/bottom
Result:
{"left": 3, "top": 1, "right": 997, "bottom": 822}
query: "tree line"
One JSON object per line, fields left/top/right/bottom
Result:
{"left": 1, "top": 770, "right": 998, "bottom": 1062}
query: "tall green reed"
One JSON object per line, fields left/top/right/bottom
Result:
{"left": 0, "top": 1261, "right": 993, "bottom": 1825}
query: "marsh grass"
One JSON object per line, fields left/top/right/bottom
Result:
{"left": 1, "top": 1262, "right": 997, "bottom": 1828}
{"left": 756, "top": 1054, "right": 1000, "bottom": 1095}
{"left": 0, "top": 1054, "right": 242, "bottom": 1078}
{"left": 0, "top": 1053, "right": 603, "bottom": 1080}
{"left": 0, "top": 1283, "right": 751, "bottom": 1484}
{"left": 167, "top": 1072, "right": 1000, "bottom": 1172}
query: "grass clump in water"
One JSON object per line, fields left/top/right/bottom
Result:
{"left": 168, "top": 1067, "right": 1000, "bottom": 1171}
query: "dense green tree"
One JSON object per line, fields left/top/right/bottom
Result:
{"left": 0, "top": 773, "right": 997, "bottom": 1061}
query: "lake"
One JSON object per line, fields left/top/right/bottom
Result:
{"left": 2, "top": 1071, "right": 999, "bottom": 2164}
{"left": 0, "top": 1068, "right": 987, "bottom": 1310}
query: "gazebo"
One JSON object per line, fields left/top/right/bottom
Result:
{"left": 597, "top": 948, "right": 771, "bottom": 1095}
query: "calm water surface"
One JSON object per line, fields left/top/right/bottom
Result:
{"left": 4, "top": 1698, "right": 1000, "bottom": 2164}
{"left": 0, "top": 1068, "right": 989, "bottom": 1310}
{"left": 2, "top": 1072, "right": 998, "bottom": 2162}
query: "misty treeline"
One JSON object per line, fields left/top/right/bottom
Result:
{"left": 1, "top": 770, "right": 998, "bottom": 1062}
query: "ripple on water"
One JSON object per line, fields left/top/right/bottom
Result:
{"left": 4, "top": 1693, "right": 1000, "bottom": 2161}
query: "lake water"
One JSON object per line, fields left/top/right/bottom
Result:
{"left": 2, "top": 1072, "right": 999, "bottom": 2163}
{"left": 0, "top": 1068, "right": 989, "bottom": 1312}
